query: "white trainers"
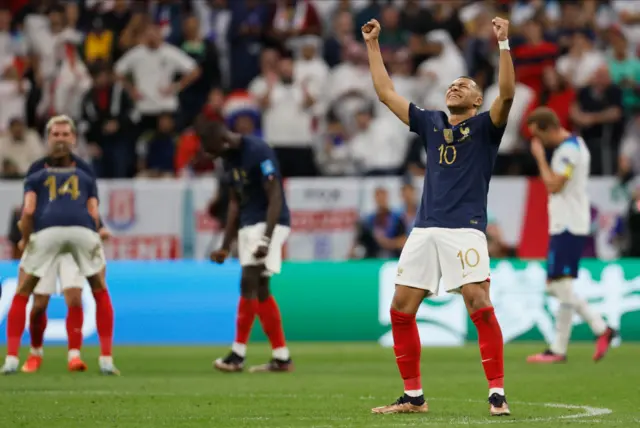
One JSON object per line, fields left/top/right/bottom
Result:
{"left": 1, "top": 356, "right": 19, "bottom": 375}
{"left": 99, "top": 356, "right": 120, "bottom": 376}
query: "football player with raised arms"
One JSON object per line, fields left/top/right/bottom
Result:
{"left": 527, "top": 107, "right": 616, "bottom": 364}
{"left": 362, "top": 17, "right": 514, "bottom": 416}
{"left": 195, "top": 118, "right": 293, "bottom": 373}
{"left": 2, "top": 115, "right": 118, "bottom": 375}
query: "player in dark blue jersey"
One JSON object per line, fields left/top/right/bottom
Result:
{"left": 363, "top": 18, "right": 515, "bottom": 416}
{"left": 195, "top": 118, "right": 293, "bottom": 374}
{"left": 2, "top": 115, "right": 118, "bottom": 375}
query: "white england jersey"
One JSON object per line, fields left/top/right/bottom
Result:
{"left": 548, "top": 136, "right": 590, "bottom": 236}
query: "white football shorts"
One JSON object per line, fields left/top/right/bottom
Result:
{"left": 21, "top": 226, "right": 106, "bottom": 279}
{"left": 237, "top": 222, "right": 290, "bottom": 275}
{"left": 395, "top": 227, "right": 491, "bottom": 295}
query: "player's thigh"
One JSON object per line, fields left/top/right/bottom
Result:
{"left": 437, "top": 228, "right": 490, "bottom": 293}
{"left": 264, "top": 225, "right": 290, "bottom": 275}
{"left": 67, "top": 227, "right": 105, "bottom": 277}
{"left": 547, "top": 232, "right": 586, "bottom": 280}
{"left": 395, "top": 228, "right": 442, "bottom": 295}
{"left": 21, "top": 229, "right": 63, "bottom": 278}
{"left": 58, "top": 253, "right": 84, "bottom": 291}
{"left": 237, "top": 223, "right": 263, "bottom": 268}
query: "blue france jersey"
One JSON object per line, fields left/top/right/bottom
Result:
{"left": 223, "top": 136, "right": 291, "bottom": 227}
{"left": 409, "top": 104, "right": 506, "bottom": 232}
{"left": 24, "top": 167, "right": 99, "bottom": 232}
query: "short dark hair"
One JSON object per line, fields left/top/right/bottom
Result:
{"left": 526, "top": 107, "right": 561, "bottom": 131}
{"left": 194, "top": 116, "right": 226, "bottom": 140}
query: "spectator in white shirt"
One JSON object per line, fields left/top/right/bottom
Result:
{"left": 249, "top": 51, "right": 318, "bottom": 177}
{"left": 294, "top": 35, "right": 329, "bottom": 115}
{"left": 481, "top": 81, "right": 535, "bottom": 175}
{"left": 0, "top": 60, "right": 29, "bottom": 133}
{"left": 556, "top": 30, "right": 606, "bottom": 88}
{"left": 325, "top": 41, "right": 376, "bottom": 134}
{"left": 350, "top": 105, "right": 409, "bottom": 176}
{"left": 0, "top": 118, "right": 45, "bottom": 177}
{"left": 612, "top": 0, "right": 640, "bottom": 49}
{"left": 115, "top": 23, "right": 201, "bottom": 132}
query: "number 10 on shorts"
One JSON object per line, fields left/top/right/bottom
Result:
{"left": 457, "top": 248, "right": 480, "bottom": 272}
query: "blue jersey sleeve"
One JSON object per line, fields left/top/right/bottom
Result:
{"left": 479, "top": 111, "right": 507, "bottom": 145}
{"left": 254, "top": 145, "right": 281, "bottom": 183}
{"left": 73, "top": 155, "right": 97, "bottom": 180}
{"left": 25, "top": 158, "right": 46, "bottom": 177}
{"left": 409, "top": 103, "right": 428, "bottom": 136}
{"left": 88, "top": 177, "right": 99, "bottom": 200}
{"left": 23, "top": 173, "right": 38, "bottom": 193}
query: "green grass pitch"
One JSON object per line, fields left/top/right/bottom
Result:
{"left": 0, "top": 343, "right": 638, "bottom": 427}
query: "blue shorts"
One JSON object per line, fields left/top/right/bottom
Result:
{"left": 547, "top": 232, "right": 586, "bottom": 279}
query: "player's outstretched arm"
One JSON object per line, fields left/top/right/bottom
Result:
{"left": 263, "top": 178, "right": 283, "bottom": 241}
{"left": 489, "top": 17, "right": 515, "bottom": 128}
{"left": 362, "top": 19, "right": 410, "bottom": 125}
{"left": 87, "top": 197, "right": 101, "bottom": 230}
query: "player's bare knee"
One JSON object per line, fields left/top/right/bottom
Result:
{"left": 87, "top": 273, "right": 106, "bottom": 291}
{"left": 240, "top": 268, "right": 260, "bottom": 299}
{"left": 64, "top": 288, "right": 83, "bottom": 307}
{"left": 31, "top": 295, "right": 49, "bottom": 313}
{"left": 461, "top": 282, "right": 492, "bottom": 313}
{"left": 257, "top": 275, "right": 270, "bottom": 302}
{"left": 17, "top": 274, "right": 39, "bottom": 296}
{"left": 391, "top": 285, "right": 427, "bottom": 314}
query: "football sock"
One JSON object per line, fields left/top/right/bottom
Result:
{"left": 93, "top": 289, "right": 114, "bottom": 357}
{"left": 232, "top": 297, "right": 258, "bottom": 358}
{"left": 547, "top": 278, "right": 575, "bottom": 355}
{"left": 390, "top": 309, "right": 423, "bottom": 396}
{"left": 7, "top": 294, "right": 29, "bottom": 357}
{"left": 66, "top": 306, "right": 84, "bottom": 353}
{"left": 29, "top": 310, "right": 47, "bottom": 350}
{"left": 471, "top": 306, "right": 504, "bottom": 391}
{"left": 257, "top": 296, "right": 289, "bottom": 360}
{"left": 574, "top": 296, "right": 607, "bottom": 336}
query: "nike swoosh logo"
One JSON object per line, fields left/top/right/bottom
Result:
{"left": 396, "top": 355, "right": 406, "bottom": 359}
{"left": 482, "top": 358, "right": 492, "bottom": 363}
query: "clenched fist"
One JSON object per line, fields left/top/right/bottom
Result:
{"left": 210, "top": 248, "right": 229, "bottom": 264}
{"left": 492, "top": 17, "right": 509, "bottom": 41}
{"left": 361, "top": 19, "right": 381, "bottom": 42}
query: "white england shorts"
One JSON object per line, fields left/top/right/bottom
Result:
{"left": 238, "top": 222, "right": 290, "bottom": 275}
{"left": 21, "top": 226, "right": 105, "bottom": 280}
{"left": 395, "top": 227, "right": 491, "bottom": 295}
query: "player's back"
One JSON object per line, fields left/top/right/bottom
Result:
{"left": 548, "top": 136, "right": 590, "bottom": 236}
{"left": 409, "top": 105, "right": 505, "bottom": 232}
{"left": 26, "top": 167, "right": 98, "bottom": 232}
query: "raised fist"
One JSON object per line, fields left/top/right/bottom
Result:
{"left": 361, "top": 19, "right": 381, "bottom": 42}
{"left": 492, "top": 17, "right": 509, "bottom": 41}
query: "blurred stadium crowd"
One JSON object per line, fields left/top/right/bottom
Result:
{"left": 1, "top": 0, "right": 640, "bottom": 260}
{"left": 0, "top": 0, "right": 639, "bottom": 180}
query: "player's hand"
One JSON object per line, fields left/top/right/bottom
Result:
{"left": 361, "top": 19, "right": 381, "bottom": 42}
{"left": 98, "top": 228, "right": 111, "bottom": 242}
{"left": 492, "top": 17, "right": 509, "bottom": 41}
{"left": 253, "top": 244, "right": 268, "bottom": 259}
{"left": 17, "top": 239, "right": 25, "bottom": 252}
{"left": 210, "top": 248, "right": 229, "bottom": 264}
{"left": 530, "top": 138, "right": 546, "bottom": 159}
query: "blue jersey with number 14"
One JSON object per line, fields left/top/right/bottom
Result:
{"left": 24, "top": 167, "right": 98, "bottom": 232}
{"left": 408, "top": 104, "right": 506, "bottom": 233}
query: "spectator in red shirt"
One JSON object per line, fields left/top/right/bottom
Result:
{"left": 521, "top": 66, "right": 575, "bottom": 140}
{"left": 512, "top": 17, "right": 559, "bottom": 97}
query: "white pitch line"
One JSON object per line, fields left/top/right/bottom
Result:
{"left": 1, "top": 391, "right": 613, "bottom": 425}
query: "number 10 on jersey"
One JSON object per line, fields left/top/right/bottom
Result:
{"left": 438, "top": 144, "right": 457, "bottom": 165}
{"left": 45, "top": 175, "right": 80, "bottom": 200}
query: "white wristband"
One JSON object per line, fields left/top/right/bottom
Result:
{"left": 498, "top": 39, "right": 510, "bottom": 50}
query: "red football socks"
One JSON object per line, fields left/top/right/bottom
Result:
{"left": 257, "top": 296, "right": 286, "bottom": 350}
{"left": 7, "top": 295, "right": 29, "bottom": 357}
{"left": 66, "top": 306, "right": 84, "bottom": 351}
{"left": 29, "top": 310, "right": 47, "bottom": 349}
{"left": 390, "top": 309, "right": 422, "bottom": 392}
{"left": 471, "top": 306, "right": 504, "bottom": 389}
{"left": 235, "top": 297, "right": 258, "bottom": 345}
{"left": 92, "top": 289, "right": 114, "bottom": 356}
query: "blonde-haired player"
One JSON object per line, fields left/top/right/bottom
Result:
{"left": 2, "top": 115, "right": 118, "bottom": 375}
{"left": 527, "top": 107, "right": 616, "bottom": 363}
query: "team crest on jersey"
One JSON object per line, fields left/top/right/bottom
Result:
{"left": 443, "top": 129, "right": 454, "bottom": 143}
{"left": 459, "top": 126, "right": 470, "bottom": 142}
{"left": 105, "top": 189, "right": 136, "bottom": 231}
